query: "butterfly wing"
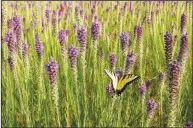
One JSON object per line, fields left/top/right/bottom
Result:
{"left": 104, "top": 69, "right": 118, "bottom": 90}
{"left": 116, "top": 74, "right": 140, "bottom": 94}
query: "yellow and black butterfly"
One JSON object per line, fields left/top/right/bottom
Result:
{"left": 104, "top": 69, "right": 140, "bottom": 95}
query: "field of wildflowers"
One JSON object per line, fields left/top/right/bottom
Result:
{"left": 1, "top": 1, "right": 192, "bottom": 127}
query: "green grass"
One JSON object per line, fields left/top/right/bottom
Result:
{"left": 1, "top": 1, "right": 192, "bottom": 127}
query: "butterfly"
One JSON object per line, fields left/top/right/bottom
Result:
{"left": 104, "top": 69, "right": 140, "bottom": 95}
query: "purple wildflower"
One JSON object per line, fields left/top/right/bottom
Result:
{"left": 106, "top": 84, "right": 115, "bottom": 95}
{"left": 94, "top": 15, "right": 98, "bottom": 21}
{"left": 91, "top": 19, "right": 100, "bottom": 42}
{"left": 35, "top": 33, "right": 44, "bottom": 59}
{"left": 12, "top": 16, "right": 22, "bottom": 46}
{"left": 84, "top": 14, "right": 88, "bottom": 20}
{"left": 79, "top": 9, "right": 84, "bottom": 17}
{"left": 46, "top": 57, "right": 59, "bottom": 85}
{"left": 115, "top": 68, "right": 123, "bottom": 78}
{"left": 125, "top": 51, "right": 136, "bottom": 73}
{"left": 147, "top": 98, "right": 158, "bottom": 118}
{"left": 6, "top": 32, "right": 17, "bottom": 53}
{"left": 177, "top": 34, "right": 188, "bottom": 63}
{"left": 75, "top": 6, "right": 79, "bottom": 14}
{"left": 106, "top": 7, "right": 110, "bottom": 12}
{"left": 134, "top": 25, "right": 143, "bottom": 42}
{"left": 12, "top": 16, "right": 22, "bottom": 33}
{"left": 91, "top": 8, "right": 95, "bottom": 15}
{"left": 7, "top": 18, "right": 13, "bottom": 32}
{"left": 169, "top": 60, "right": 181, "bottom": 105}
{"left": 164, "top": 31, "right": 173, "bottom": 65}
{"left": 45, "top": 9, "right": 51, "bottom": 23}
{"left": 139, "top": 83, "right": 146, "bottom": 99}
{"left": 145, "top": 80, "right": 153, "bottom": 88}
{"left": 68, "top": 45, "right": 79, "bottom": 69}
{"left": 77, "top": 26, "right": 87, "bottom": 52}
{"left": 58, "top": 30, "right": 67, "bottom": 45}
{"left": 73, "top": 23, "right": 77, "bottom": 30}
{"left": 109, "top": 53, "right": 117, "bottom": 69}
{"left": 30, "top": 20, "right": 36, "bottom": 28}
{"left": 60, "top": 3, "right": 65, "bottom": 9}
{"left": 159, "top": 72, "right": 165, "bottom": 83}
{"left": 22, "top": 42, "right": 29, "bottom": 58}
{"left": 184, "top": 122, "right": 193, "bottom": 128}
{"left": 100, "top": 50, "right": 104, "bottom": 61}
{"left": 8, "top": 55, "right": 13, "bottom": 71}
{"left": 120, "top": 32, "right": 129, "bottom": 54}
{"left": 65, "top": 29, "right": 70, "bottom": 35}
{"left": 181, "top": 13, "right": 187, "bottom": 34}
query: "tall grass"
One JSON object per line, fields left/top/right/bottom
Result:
{"left": 1, "top": 1, "right": 192, "bottom": 127}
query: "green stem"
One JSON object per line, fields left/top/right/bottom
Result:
{"left": 51, "top": 84, "right": 61, "bottom": 127}
{"left": 37, "top": 59, "right": 44, "bottom": 123}
{"left": 141, "top": 97, "right": 145, "bottom": 127}
{"left": 72, "top": 67, "right": 81, "bottom": 126}
{"left": 24, "top": 57, "right": 31, "bottom": 127}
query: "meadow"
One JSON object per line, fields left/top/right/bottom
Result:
{"left": 1, "top": 1, "right": 192, "bottom": 127}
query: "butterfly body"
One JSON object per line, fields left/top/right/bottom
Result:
{"left": 105, "top": 69, "right": 140, "bottom": 95}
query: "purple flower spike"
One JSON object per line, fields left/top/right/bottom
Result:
{"left": 164, "top": 31, "right": 173, "bottom": 64}
{"left": 58, "top": 30, "right": 67, "bottom": 45}
{"left": 45, "top": 9, "right": 51, "bottom": 22}
{"left": 114, "top": 5, "right": 118, "bottom": 10}
{"left": 100, "top": 50, "right": 104, "bottom": 61}
{"left": 120, "top": 32, "right": 129, "bottom": 54}
{"left": 7, "top": 18, "right": 13, "bottom": 32}
{"left": 159, "top": 72, "right": 165, "bottom": 82}
{"left": 91, "top": 19, "right": 100, "bottom": 42}
{"left": 91, "top": 8, "right": 95, "bottom": 15}
{"left": 75, "top": 6, "right": 79, "bottom": 14}
{"left": 84, "top": 14, "right": 88, "bottom": 20}
{"left": 65, "top": 29, "right": 70, "bottom": 35}
{"left": 147, "top": 98, "right": 158, "bottom": 118}
{"left": 181, "top": 13, "right": 187, "bottom": 34}
{"left": 115, "top": 68, "right": 123, "bottom": 78}
{"left": 22, "top": 42, "right": 29, "bottom": 58}
{"left": 60, "top": 3, "right": 65, "bottom": 9}
{"left": 94, "top": 15, "right": 98, "bottom": 21}
{"left": 77, "top": 26, "right": 87, "bottom": 52}
{"left": 184, "top": 122, "right": 193, "bottom": 128}
{"left": 109, "top": 53, "right": 117, "bottom": 69}
{"left": 177, "top": 34, "right": 188, "bottom": 63}
{"left": 68, "top": 45, "right": 79, "bottom": 69}
{"left": 79, "top": 9, "right": 84, "bottom": 17}
{"left": 139, "top": 83, "right": 146, "bottom": 98}
{"left": 134, "top": 25, "right": 142, "bottom": 42}
{"left": 106, "top": 84, "right": 115, "bottom": 95}
{"left": 35, "top": 33, "right": 44, "bottom": 59}
{"left": 73, "top": 23, "right": 77, "bottom": 30}
{"left": 46, "top": 57, "right": 59, "bottom": 85}
{"left": 125, "top": 51, "right": 136, "bottom": 73}
{"left": 12, "top": 16, "right": 23, "bottom": 43}
{"left": 12, "top": 16, "right": 22, "bottom": 32}
{"left": 6, "top": 32, "right": 17, "bottom": 53}
{"left": 8, "top": 55, "right": 13, "bottom": 71}
{"left": 169, "top": 60, "right": 181, "bottom": 104}
{"left": 145, "top": 80, "right": 153, "bottom": 88}
{"left": 106, "top": 7, "right": 110, "bottom": 12}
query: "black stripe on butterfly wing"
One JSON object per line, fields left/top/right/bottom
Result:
{"left": 126, "top": 75, "right": 140, "bottom": 85}
{"left": 116, "top": 75, "right": 140, "bottom": 95}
